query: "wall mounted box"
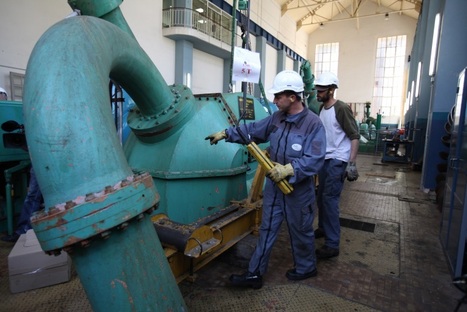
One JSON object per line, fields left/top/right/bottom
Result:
{"left": 8, "top": 229, "right": 72, "bottom": 294}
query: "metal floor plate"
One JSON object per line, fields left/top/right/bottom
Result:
{"left": 0, "top": 263, "right": 92, "bottom": 312}
{"left": 338, "top": 217, "right": 400, "bottom": 277}
{"left": 184, "top": 284, "right": 378, "bottom": 312}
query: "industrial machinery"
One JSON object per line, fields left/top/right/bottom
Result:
{"left": 0, "top": 101, "right": 30, "bottom": 236}
{"left": 11, "top": 0, "right": 276, "bottom": 310}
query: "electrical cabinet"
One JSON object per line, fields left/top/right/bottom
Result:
{"left": 440, "top": 67, "right": 467, "bottom": 277}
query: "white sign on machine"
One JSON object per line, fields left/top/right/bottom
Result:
{"left": 232, "top": 47, "right": 261, "bottom": 83}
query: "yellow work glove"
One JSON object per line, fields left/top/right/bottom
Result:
{"left": 267, "top": 163, "right": 294, "bottom": 183}
{"left": 205, "top": 130, "right": 227, "bottom": 145}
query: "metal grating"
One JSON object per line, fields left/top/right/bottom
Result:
{"left": 339, "top": 217, "right": 376, "bottom": 233}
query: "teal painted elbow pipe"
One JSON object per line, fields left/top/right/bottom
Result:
{"left": 68, "top": 0, "right": 137, "bottom": 39}
{"left": 24, "top": 16, "right": 174, "bottom": 207}
{"left": 23, "top": 16, "right": 186, "bottom": 311}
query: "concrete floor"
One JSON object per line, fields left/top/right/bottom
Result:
{"left": 0, "top": 154, "right": 465, "bottom": 311}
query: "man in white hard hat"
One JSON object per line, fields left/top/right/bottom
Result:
{"left": 0, "top": 87, "right": 8, "bottom": 100}
{"left": 313, "top": 72, "right": 360, "bottom": 259}
{"left": 205, "top": 70, "right": 326, "bottom": 288}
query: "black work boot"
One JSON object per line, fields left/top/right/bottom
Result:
{"left": 316, "top": 245, "right": 339, "bottom": 259}
{"left": 1, "top": 233, "right": 20, "bottom": 243}
{"left": 286, "top": 268, "right": 318, "bottom": 281}
{"left": 229, "top": 271, "right": 263, "bottom": 289}
{"left": 314, "top": 228, "right": 325, "bottom": 239}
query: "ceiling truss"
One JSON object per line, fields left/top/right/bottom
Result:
{"left": 279, "top": 0, "right": 422, "bottom": 30}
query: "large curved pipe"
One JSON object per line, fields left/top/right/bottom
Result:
{"left": 23, "top": 16, "right": 186, "bottom": 310}
{"left": 23, "top": 16, "right": 175, "bottom": 208}
{"left": 68, "top": 0, "right": 137, "bottom": 40}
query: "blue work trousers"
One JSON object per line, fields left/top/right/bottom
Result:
{"left": 248, "top": 186, "right": 317, "bottom": 276}
{"left": 317, "top": 159, "right": 347, "bottom": 249}
{"left": 15, "top": 167, "right": 43, "bottom": 235}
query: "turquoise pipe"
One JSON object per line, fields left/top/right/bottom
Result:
{"left": 300, "top": 60, "right": 320, "bottom": 114}
{"left": 71, "top": 213, "right": 184, "bottom": 311}
{"left": 68, "top": 0, "right": 136, "bottom": 39}
{"left": 24, "top": 16, "right": 176, "bottom": 207}
{"left": 23, "top": 16, "right": 186, "bottom": 311}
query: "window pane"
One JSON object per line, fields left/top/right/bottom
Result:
{"left": 314, "top": 42, "right": 339, "bottom": 78}
{"left": 373, "top": 35, "right": 407, "bottom": 125}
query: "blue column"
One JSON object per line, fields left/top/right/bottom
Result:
{"left": 175, "top": 40, "right": 194, "bottom": 88}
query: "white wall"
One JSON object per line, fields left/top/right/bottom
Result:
{"left": 0, "top": 0, "right": 417, "bottom": 109}
{"left": 285, "top": 56, "right": 294, "bottom": 71}
{"left": 0, "top": 1, "right": 70, "bottom": 95}
{"left": 249, "top": 0, "right": 309, "bottom": 58}
{"left": 264, "top": 44, "right": 278, "bottom": 102}
{"left": 0, "top": 0, "right": 176, "bottom": 95}
{"left": 307, "top": 1, "right": 416, "bottom": 123}
{"left": 120, "top": 0, "right": 176, "bottom": 85}
{"left": 192, "top": 49, "right": 223, "bottom": 94}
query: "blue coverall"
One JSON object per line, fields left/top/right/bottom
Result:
{"left": 226, "top": 106, "right": 326, "bottom": 275}
{"left": 15, "top": 167, "right": 43, "bottom": 235}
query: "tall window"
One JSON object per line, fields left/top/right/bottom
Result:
{"left": 314, "top": 43, "right": 339, "bottom": 76}
{"left": 373, "top": 35, "right": 407, "bottom": 120}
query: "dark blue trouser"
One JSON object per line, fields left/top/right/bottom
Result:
{"left": 248, "top": 182, "right": 317, "bottom": 276}
{"left": 317, "top": 158, "right": 347, "bottom": 249}
{"left": 15, "top": 167, "right": 43, "bottom": 235}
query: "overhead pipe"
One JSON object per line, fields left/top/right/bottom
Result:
{"left": 23, "top": 16, "right": 186, "bottom": 311}
{"left": 68, "top": 0, "right": 137, "bottom": 39}
{"left": 300, "top": 60, "right": 320, "bottom": 114}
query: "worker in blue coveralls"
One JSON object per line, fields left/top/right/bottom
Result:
{"left": 313, "top": 72, "right": 360, "bottom": 259}
{"left": 1, "top": 167, "right": 43, "bottom": 243}
{"left": 205, "top": 70, "right": 326, "bottom": 289}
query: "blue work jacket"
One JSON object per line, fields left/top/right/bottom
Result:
{"left": 226, "top": 106, "right": 326, "bottom": 206}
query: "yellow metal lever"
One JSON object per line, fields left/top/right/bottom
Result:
{"left": 246, "top": 142, "right": 293, "bottom": 195}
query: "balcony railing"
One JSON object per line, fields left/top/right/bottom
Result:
{"left": 162, "top": 8, "right": 232, "bottom": 46}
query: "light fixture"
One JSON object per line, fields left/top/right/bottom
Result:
{"left": 319, "top": 22, "right": 324, "bottom": 29}
{"left": 415, "top": 62, "right": 422, "bottom": 98}
{"left": 385, "top": 13, "right": 389, "bottom": 21}
{"left": 429, "top": 13, "right": 441, "bottom": 76}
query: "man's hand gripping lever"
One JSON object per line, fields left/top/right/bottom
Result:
{"left": 267, "top": 163, "right": 294, "bottom": 183}
{"left": 205, "top": 127, "right": 294, "bottom": 194}
{"left": 234, "top": 127, "right": 294, "bottom": 195}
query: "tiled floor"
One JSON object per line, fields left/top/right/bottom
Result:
{"left": 0, "top": 153, "right": 466, "bottom": 311}
{"left": 179, "top": 154, "right": 466, "bottom": 311}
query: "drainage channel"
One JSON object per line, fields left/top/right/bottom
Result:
{"left": 339, "top": 217, "right": 376, "bottom": 233}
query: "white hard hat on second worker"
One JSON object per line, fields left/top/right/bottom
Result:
{"left": 0, "top": 87, "right": 7, "bottom": 96}
{"left": 268, "top": 70, "right": 304, "bottom": 94}
{"left": 314, "top": 72, "right": 339, "bottom": 90}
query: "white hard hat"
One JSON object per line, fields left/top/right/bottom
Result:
{"left": 314, "top": 72, "right": 339, "bottom": 89}
{"left": 268, "top": 70, "right": 304, "bottom": 94}
{"left": 0, "top": 87, "right": 7, "bottom": 96}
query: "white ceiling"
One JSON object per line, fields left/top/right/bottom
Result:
{"left": 276, "top": 0, "right": 422, "bottom": 33}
